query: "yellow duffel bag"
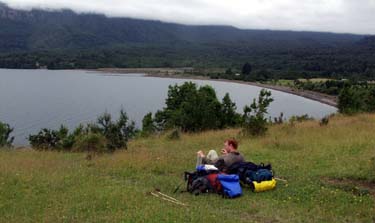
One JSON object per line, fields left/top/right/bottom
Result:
{"left": 252, "top": 178, "right": 277, "bottom": 192}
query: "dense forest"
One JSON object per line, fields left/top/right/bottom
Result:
{"left": 0, "top": 3, "right": 375, "bottom": 80}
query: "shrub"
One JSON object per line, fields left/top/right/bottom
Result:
{"left": 289, "top": 114, "right": 314, "bottom": 123}
{"left": 73, "top": 132, "right": 107, "bottom": 153}
{"left": 338, "top": 86, "right": 362, "bottom": 114}
{"left": 141, "top": 112, "right": 156, "bottom": 137}
{"left": 273, "top": 112, "right": 284, "bottom": 124}
{"left": 0, "top": 121, "right": 14, "bottom": 147}
{"left": 28, "top": 110, "right": 136, "bottom": 152}
{"left": 93, "top": 110, "right": 136, "bottom": 151}
{"left": 28, "top": 125, "right": 74, "bottom": 151}
{"left": 167, "top": 128, "right": 181, "bottom": 140}
{"left": 241, "top": 89, "right": 274, "bottom": 136}
{"left": 370, "top": 156, "right": 375, "bottom": 182}
{"left": 338, "top": 86, "right": 375, "bottom": 114}
{"left": 29, "top": 128, "right": 60, "bottom": 150}
{"left": 56, "top": 125, "right": 76, "bottom": 150}
{"left": 320, "top": 116, "right": 330, "bottom": 126}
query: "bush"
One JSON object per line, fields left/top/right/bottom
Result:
{"left": 28, "top": 110, "right": 136, "bottom": 152}
{"left": 320, "top": 116, "right": 330, "bottom": 126}
{"left": 167, "top": 128, "right": 181, "bottom": 140}
{"left": 370, "top": 156, "right": 375, "bottom": 182}
{"left": 0, "top": 121, "right": 14, "bottom": 147}
{"left": 241, "top": 89, "right": 274, "bottom": 136}
{"left": 289, "top": 114, "right": 314, "bottom": 123}
{"left": 73, "top": 132, "right": 107, "bottom": 153}
{"left": 273, "top": 112, "right": 284, "bottom": 124}
{"left": 28, "top": 125, "right": 76, "bottom": 151}
{"left": 338, "top": 85, "right": 375, "bottom": 114}
{"left": 141, "top": 112, "right": 156, "bottom": 137}
{"left": 338, "top": 86, "right": 362, "bottom": 114}
{"left": 92, "top": 110, "right": 136, "bottom": 151}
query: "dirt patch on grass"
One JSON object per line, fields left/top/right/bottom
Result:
{"left": 322, "top": 177, "right": 375, "bottom": 198}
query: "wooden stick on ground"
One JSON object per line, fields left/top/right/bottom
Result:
{"left": 275, "top": 177, "right": 288, "bottom": 183}
{"left": 156, "top": 191, "right": 180, "bottom": 202}
{"left": 150, "top": 192, "right": 188, "bottom": 207}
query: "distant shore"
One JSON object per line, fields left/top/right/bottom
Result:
{"left": 95, "top": 68, "right": 338, "bottom": 108}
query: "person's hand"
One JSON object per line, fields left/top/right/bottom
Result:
{"left": 221, "top": 149, "right": 228, "bottom": 155}
{"left": 197, "top": 150, "right": 205, "bottom": 157}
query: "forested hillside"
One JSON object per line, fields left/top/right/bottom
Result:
{"left": 0, "top": 2, "right": 374, "bottom": 80}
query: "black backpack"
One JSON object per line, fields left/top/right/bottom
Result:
{"left": 227, "top": 162, "right": 273, "bottom": 185}
{"left": 184, "top": 170, "right": 220, "bottom": 195}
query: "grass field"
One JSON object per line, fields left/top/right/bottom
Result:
{"left": 1, "top": 114, "right": 375, "bottom": 222}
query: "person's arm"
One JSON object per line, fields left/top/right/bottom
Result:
{"left": 197, "top": 150, "right": 210, "bottom": 164}
{"left": 221, "top": 148, "right": 228, "bottom": 155}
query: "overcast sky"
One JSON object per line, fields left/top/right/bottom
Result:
{"left": 2, "top": 0, "right": 375, "bottom": 34}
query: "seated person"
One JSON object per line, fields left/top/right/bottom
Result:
{"left": 196, "top": 138, "right": 245, "bottom": 172}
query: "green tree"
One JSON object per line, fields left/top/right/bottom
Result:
{"left": 142, "top": 112, "right": 156, "bottom": 136}
{"left": 364, "top": 87, "right": 375, "bottom": 112}
{"left": 242, "top": 89, "right": 274, "bottom": 136}
{"left": 0, "top": 121, "right": 14, "bottom": 147}
{"left": 73, "top": 132, "right": 107, "bottom": 153}
{"left": 29, "top": 125, "right": 76, "bottom": 151}
{"left": 156, "top": 82, "right": 225, "bottom": 132}
{"left": 338, "top": 86, "right": 362, "bottom": 114}
{"left": 178, "top": 85, "right": 222, "bottom": 131}
{"left": 242, "top": 62, "right": 252, "bottom": 75}
{"left": 196, "top": 85, "right": 223, "bottom": 130}
{"left": 29, "top": 110, "right": 137, "bottom": 152}
{"left": 221, "top": 93, "right": 240, "bottom": 127}
{"left": 154, "top": 110, "right": 167, "bottom": 131}
{"left": 29, "top": 128, "right": 60, "bottom": 150}
{"left": 94, "top": 110, "right": 136, "bottom": 151}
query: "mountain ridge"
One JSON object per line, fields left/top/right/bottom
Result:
{"left": 0, "top": 2, "right": 374, "bottom": 80}
{"left": 0, "top": 2, "right": 367, "bottom": 52}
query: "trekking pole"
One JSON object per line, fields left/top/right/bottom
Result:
{"left": 150, "top": 192, "right": 187, "bottom": 206}
{"left": 156, "top": 191, "right": 180, "bottom": 203}
{"left": 274, "top": 177, "right": 288, "bottom": 183}
{"left": 173, "top": 182, "right": 184, "bottom": 193}
{"left": 151, "top": 192, "right": 180, "bottom": 204}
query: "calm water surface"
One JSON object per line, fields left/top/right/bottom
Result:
{"left": 0, "top": 69, "right": 337, "bottom": 145}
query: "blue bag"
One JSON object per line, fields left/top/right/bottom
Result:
{"left": 217, "top": 174, "right": 242, "bottom": 198}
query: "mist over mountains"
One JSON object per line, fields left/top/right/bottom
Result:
{"left": 0, "top": 2, "right": 368, "bottom": 51}
{"left": 0, "top": 2, "right": 374, "bottom": 79}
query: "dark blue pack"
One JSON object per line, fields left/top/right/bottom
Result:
{"left": 217, "top": 174, "right": 242, "bottom": 198}
{"left": 227, "top": 162, "right": 273, "bottom": 185}
{"left": 245, "top": 168, "right": 273, "bottom": 183}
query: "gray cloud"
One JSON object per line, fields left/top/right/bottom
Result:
{"left": 2, "top": 0, "right": 375, "bottom": 34}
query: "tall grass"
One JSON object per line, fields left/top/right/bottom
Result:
{"left": 0, "top": 114, "right": 374, "bottom": 222}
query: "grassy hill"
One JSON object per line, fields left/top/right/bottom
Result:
{"left": 0, "top": 114, "right": 374, "bottom": 222}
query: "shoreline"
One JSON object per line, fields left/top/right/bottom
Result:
{"left": 95, "top": 68, "right": 338, "bottom": 108}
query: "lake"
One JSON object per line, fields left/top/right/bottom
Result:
{"left": 0, "top": 69, "right": 337, "bottom": 145}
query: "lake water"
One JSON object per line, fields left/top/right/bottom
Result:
{"left": 0, "top": 69, "right": 337, "bottom": 145}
